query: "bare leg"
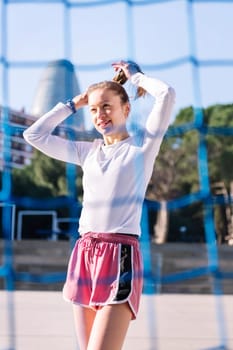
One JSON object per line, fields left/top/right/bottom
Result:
{"left": 87, "top": 302, "right": 132, "bottom": 350}
{"left": 73, "top": 305, "right": 96, "bottom": 350}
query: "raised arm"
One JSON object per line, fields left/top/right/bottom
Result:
{"left": 112, "top": 61, "right": 175, "bottom": 138}
{"left": 130, "top": 72, "right": 176, "bottom": 137}
{"left": 23, "top": 93, "right": 89, "bottom": 164}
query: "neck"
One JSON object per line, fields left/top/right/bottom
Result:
{"left": 103, "top": 131, "right": 130, "bottom": 145}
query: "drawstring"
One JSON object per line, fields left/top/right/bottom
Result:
{"left": 79, "top": 232, "right": 138, "bottom": 264}
{"left": 82, "top": 236, "right": 103, "bottom": 264}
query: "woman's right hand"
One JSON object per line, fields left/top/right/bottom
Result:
{"left": 72, "top": 91, "right": 88, "bottom": 110}
{"left": 112, "top": 60, "right": 146, "bottom": 98}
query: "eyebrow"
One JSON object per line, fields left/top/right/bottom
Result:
{"left": 89, "top": 100, "right": 111, "bottom": 107}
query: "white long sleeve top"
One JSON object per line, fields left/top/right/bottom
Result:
{"left": 23, "top": 73, "right": 175, "bottom": 237}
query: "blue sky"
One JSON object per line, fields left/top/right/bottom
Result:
{"left": 0, "top": 0, "right": 233, "bottom": 128}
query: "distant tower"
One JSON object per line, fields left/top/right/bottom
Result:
{"left": 31, "top": 59, "right": 85, "bottom": 131}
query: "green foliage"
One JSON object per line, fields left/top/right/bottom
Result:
{"left": 8, "top": 103, "right": 233, "bottom": 242}
{"left": 204, "top": 104, "right": 233, "bottom": 185}
{"left": 148, "top": 129, "right": 200, "bottom": 201}
{"left": 12, "top": 150, "right": 77, "bottom": 198}
{"left": 204, "top": 104, "right": 233, "bottom": 127}
{"left": 12, "top": 165, "right": 54, "bottom": 198}
{"left": 174, "top": 106, "right": 194, "bottom": 124}
{"left": 146, "top": 103, "right": 233, "bottom": 242}
{"left": 31, "top": 151, "right": 67, "bottom": 196}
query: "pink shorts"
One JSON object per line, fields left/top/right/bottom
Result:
{"left": 63, "top": 232, "right": 143, "bottom": 320}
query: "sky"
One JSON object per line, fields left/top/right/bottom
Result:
{"left": 0, "top": 0, "right": 233, "bottom": 129}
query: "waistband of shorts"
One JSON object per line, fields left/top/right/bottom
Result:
{"left": 81, "top": 232, "right": 139, "bottom": 246}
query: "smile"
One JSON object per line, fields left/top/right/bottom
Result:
{"left": 98, "top": 120, "right": 111, "bottom": 128}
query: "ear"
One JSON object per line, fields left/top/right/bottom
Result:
{"left": 124, "top": 102, "right": 131, "bottom": 119}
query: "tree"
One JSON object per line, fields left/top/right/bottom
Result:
{"left": 146, "top": 104, "right": 233, "bottom": 242}
{"left": 10, "top": 151, "right": 82, "bottom": 239}
{"left": 204, "top": 104, "right": 233, "bottom": 185}
{"left": 12, "top": 150, "right": 67, "bottom": 198}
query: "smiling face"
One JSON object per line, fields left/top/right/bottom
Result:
{"left": 88, "top": 86, "right": 130, "bottom": 145}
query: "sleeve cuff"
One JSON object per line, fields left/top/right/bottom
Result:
{"left": 129, "top": 72, "right": 144, "bottom": 86}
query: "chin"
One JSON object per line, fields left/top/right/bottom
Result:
{"left": 97, "top": 126, "right": 113, "bottom": 135}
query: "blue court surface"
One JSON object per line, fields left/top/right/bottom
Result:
{"left": 1, "top": 291, "right": 233, "bottom": 350}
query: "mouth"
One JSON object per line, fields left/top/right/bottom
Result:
{"left": 98, "top": 120, "right": 111, "bottom": 129}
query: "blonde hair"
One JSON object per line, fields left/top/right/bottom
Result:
{"left": 112, "top": 62, "right": 146, "bottom": 99}
{"left": 87, "top": 61, "right": 146, "bottom": 102}
{"left": 87, "top": 81, "right": 130, "bottom": 105}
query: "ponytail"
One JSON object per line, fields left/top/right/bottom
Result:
{"left": 112, "top": 61, "right": 147, "bottom": 99}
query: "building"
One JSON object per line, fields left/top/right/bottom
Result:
{"left": 31, "top": 59, "right": 85, "bottom": 132}
{"left": 0, "top": 106, "right": 35, "bottom": 169}
{"left": 0, "top": 59, "right": 87, "bottom": 170}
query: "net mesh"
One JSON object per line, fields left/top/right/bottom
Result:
{"left": 1, "top": 1, "right": 233, "bottom": 349}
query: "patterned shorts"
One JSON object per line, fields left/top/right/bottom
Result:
{"left": 63, "top": 232, "right": 143, "bottom": 320}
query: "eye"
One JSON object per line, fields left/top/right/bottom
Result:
{"left": 90, "top": 107, "right": 97, "bottom": 114}
{"left": 103, "top": 103, "right": 111, "bottom": 110}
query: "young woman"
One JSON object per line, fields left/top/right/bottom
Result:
{"left": 23, "top": 60, "right": 175, "bottom": 350}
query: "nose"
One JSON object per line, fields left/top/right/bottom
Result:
{"left": 96, "top": 107, "right": 106, "bottom": 119}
